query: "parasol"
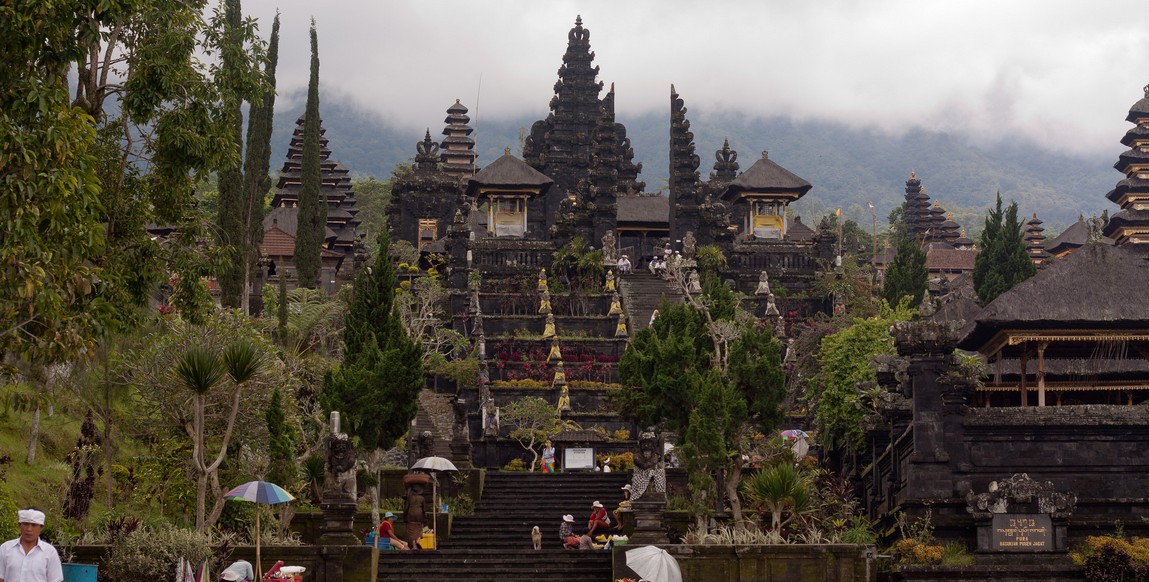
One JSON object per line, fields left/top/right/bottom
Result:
{"left": 411, "top": 456, "right": 459, "bottom": 548}
{"left": 225, "top": 480, "right": 295, "bottom": 578}
{"left": 625, "top": 545, "right": 682, "bottom": 582}
{"left": 780, "top": 429, "right": 808, "bottom": 440}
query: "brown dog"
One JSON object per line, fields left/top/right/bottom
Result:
{"left": 531, "top": 525, "right": 542, "bottom": 550}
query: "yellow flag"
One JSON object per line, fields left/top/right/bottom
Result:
{"left": 835, "top": 207, "right": 842, "bottom": 217}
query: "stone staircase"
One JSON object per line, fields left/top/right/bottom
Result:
{"left": 412, "top": 389, "right": 454, "bottom": 458}
{"left": 376, "top": 471, "right": 629, "bottom": 581}
{"left": 618, "top": 271, "right": 685, "bottom": 333}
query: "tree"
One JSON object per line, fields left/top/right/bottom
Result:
{"left": 502, "top": 396, "right": 569, "bottom": 471}
{"left": 353, "top": 176, "right": 393, "bottom": 250}
{"left": 323, "top": 232, "right": 424, "bottom": 451}
{"left": 121, "top": 312, "right": 282, "bottom": 530}
{"left": 973, "top": 193, "right": 1036, "bottom": 305}
{"left": 881, "top": 225, "right": 927, "bottom": 308}
{"left": 265, "top": 386, "right": 296, "bottom": 487}
{"left": 741, "top": 462, "right": 813, "bottom": 532}
{"left": 218, "top": 4, "right": 279, "bottom": 311}
{"left": 1, "top": 1, "right": 104, "bottom": 362}
{"left": 809, "top": 301, "right": 912, "bottom": 452}
{"left": 618, "top": 265, "right": 788, "bottom": 527}
{"left": 175, "top": 339, "right": 265, "bottom": 532}
{"left": 294, "top": 20, "right": 325, "bottom": 288}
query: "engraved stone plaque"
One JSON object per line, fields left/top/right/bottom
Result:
{"left": 991, "top": 513, "right": 1053, "bottom": 551}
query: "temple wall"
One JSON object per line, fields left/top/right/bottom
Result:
{"left": 860, "top": 322, "right": 1149, "bottom": 547}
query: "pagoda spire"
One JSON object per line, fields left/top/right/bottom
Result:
{"left": 1102, "top": 83, "right": 1149, "bottom": 246}
{"left": 440, "top": 100, "right": 477, "bottom": 178}
{"left": 1024, "top": 212, "right": 1051, "bottom": 268}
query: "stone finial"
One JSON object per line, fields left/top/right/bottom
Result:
{"left": 761, "top": 151, "right": 769, "bottom": 159}
{"left": 504, "top": 147, "right": 511, "bottom": 155}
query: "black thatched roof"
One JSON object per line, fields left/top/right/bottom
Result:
{"left": 1045, "top": 219, "right": 1089, "bottom": 255}
{"left": 1126, "top": 87, "right": 1149, "bottom": 123}
{"left": 465, "top": 151, "right": 553, "bottom": 197}
{"left": 787, "top": 216, "right": 816, "bottom": 242}
{"left": 720, "top": 151, "right": 811, "bottom": 202}
{"left": 1103, "top": 208, "right": 1149, "bottom": 240}
{"left": 617, "top": 195, "right": 669, "bottom": 225}
{"left": 958, "top": 244, "right": 1149, "bottom": 350}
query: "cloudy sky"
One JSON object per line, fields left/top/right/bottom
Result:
{"left": 243, "top": 0, "right": 1148, "bottom": 158}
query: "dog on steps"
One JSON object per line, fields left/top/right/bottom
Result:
{"left": 531, "top": 525, "right": 542, "bottom": 550}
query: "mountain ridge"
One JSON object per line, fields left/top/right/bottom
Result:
{"left": 271, "top": 91, "right": 1121, "bottom": 232}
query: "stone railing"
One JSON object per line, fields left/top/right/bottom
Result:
{"left": 470, "top": 239, "right": 555, "bottom": 273}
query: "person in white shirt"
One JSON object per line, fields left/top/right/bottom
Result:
{"left": 0, "top": 509, "right": 63, "bottom": 582}
{"left": 617, "top": 255, "right": 631, "bottom": 274}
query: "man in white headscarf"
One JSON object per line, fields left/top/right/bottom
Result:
{"left": 0, "top": 509, "right": 63, "bottom": 582}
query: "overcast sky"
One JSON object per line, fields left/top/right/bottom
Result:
{"left": 243, "top": 0, "right": 1148, "bottom": 158}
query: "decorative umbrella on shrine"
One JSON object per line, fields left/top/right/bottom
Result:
{"left": 625, "top": 545, "right": 682, "bottom": 582}
{"left": 780, "top": 429, "right": 810, "bottom": 460}
{"left": 411, "top": 457, "right": 459, "bottom": 548}
{"left": 225, "top": 480, "right": 295, "bottom": 578}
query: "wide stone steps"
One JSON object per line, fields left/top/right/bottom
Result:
{"left": 442, "top": 472, "right": 630, "bottom": 550}
{"left": 376, "top": 472, "right": 625, "bottom": 580}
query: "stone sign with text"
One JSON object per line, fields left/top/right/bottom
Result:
{"left": 991, "top": 513, "right": 1053, "bottom": 551}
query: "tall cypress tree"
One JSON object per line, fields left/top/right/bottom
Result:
{"left": 217, "top": 5, "right": 279, "bottom": 310}
{"left": 294, "top": 19, "right": 324, "bottom": 289}
{"left": 973, "top": 193, "right": 1036, "bottom": 305}
{"left": 322, "top": 232, "right": 424, "bottom": 450}
{"left": 216, "top": 0, "right": 247, "bottom": 307}
{"left": 238, "top": 13, "right": 279, "bottom": 312}
{"left": 881, "top": 225, "right": 928, "bottom": 308}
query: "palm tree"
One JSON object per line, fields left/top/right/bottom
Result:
{"left": 177, "top": 340, "right": 265, "bottom": 531}
{"left": 741, "top": 462, "right": 813, "bottom": 532}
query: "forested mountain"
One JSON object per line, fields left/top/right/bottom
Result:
{"left": 272, "top": 91, "right": 1120, "bottom": 234}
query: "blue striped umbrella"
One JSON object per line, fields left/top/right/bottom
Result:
{"left": 225, "top": 480, "right": 295, "bottom": 505}
{"left": 225, "top": 481, "right": 294, "bottom": 577}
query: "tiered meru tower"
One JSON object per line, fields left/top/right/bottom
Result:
{"left": 262, "top": 116, "right": 360, "bottom": 285}
{"left": 1104, "top": 84, "right": 1149, "bottom": 246}
{"left": 523, "top": 16, "right": 642, "bottom": 243}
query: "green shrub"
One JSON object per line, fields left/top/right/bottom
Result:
{"left": 444, "top": 494, "right": 475, "bottom": 517}
{"left": 940, "top": 542, "right": 975, "bottom": 566}
{"left": 503, "top": 458, "right": 527, "bottom": 472}
{"left": 103, "top": 525, "right": 216, "bottom": 581}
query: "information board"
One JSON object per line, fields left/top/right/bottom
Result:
{"left": 564, "top": 447, "right": 595, "bottom": 470}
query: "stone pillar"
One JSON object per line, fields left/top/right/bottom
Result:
{"left": 628, "top": 498, "right": 668, "bottom": 545}
{"left": 316, "top": 501, "right": 358, "bottom": 546}
{"left": 318, "top": 427, "right": 359, "bottom": 545}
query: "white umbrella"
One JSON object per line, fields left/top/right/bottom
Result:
{"left": 626, "top": 545, "right": 682, "bottom": 582}
{"left": 411, "top": 456, "right": 458, "bottom": 472}
{"left": 411, "top": 456, "right": 459, "bottom": 548}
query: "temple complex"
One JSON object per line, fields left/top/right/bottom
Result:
{"left": 852, "top": 83, "right": 1149, "bottom": 563}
